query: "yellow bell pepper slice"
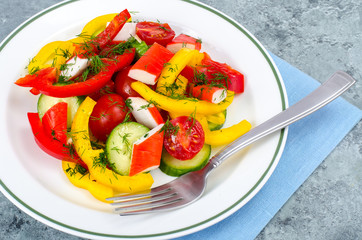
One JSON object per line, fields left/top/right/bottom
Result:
{"left": 188, "top": 50, "right": 205, "bottom": 67}
{"left": 172, "top": 75, "right": 188, "bottom": 96}
{"left": 156, "top": 48, "right": 198, "bottom": 95}
{"left": 27, "top": 40, "right": 75, "bottom": 72}
{"left": 71, "top": 97, "right": 154, "bottom": 193}
{"left": 132, "top": 81, "right": 234, "bottom": 116}
{"left": 169, "top": 112, "right": 250, "bottom": 146}
{"left": 62, "top": 161, "right": 113, "bottom": 203}
{"left": 196, "top": 115, "right": 251, "bottom": 146}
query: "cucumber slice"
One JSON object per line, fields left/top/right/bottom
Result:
{"left": 207, "top": 110, "right": 227, "bottom": 131}
{"left": 37, "top": 94, "right": 85, "bottom": 128}
{"left": 105, "top": 122, "right": 149, "bottom": 176}
{"left": 160, "top": 144, "right": 211, "bottom": 177}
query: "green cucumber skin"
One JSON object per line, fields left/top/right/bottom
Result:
{"left": 105, "top": 122, "right": 149, "bottom": 176}
{"left": 208, "top": 121, "right": 223, "bottom": 131}
{"left": 37, "top": 94, "right": 85, "bottom": 128}
{"left": 207, "top": 110, "right": 227, "bottom": 131}
{"left": 160, "top": 144, "right": 211, "bottom": 177}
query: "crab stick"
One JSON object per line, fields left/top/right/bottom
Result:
{"left": 166, "top": 34, "right": 202, "bottom": 54}
{"left": 127, "top": 97, "right": 164, "bottom": 129}
{"left": 129, "top": 124, "right": 164, "bottom": 176}
{"left": 112, "top": 22, "right": 142, "bottom": 42}
{"left": 192, "top": 85, "right": 227, "bottom": 104}
{"left": 60, "top": 56, "right": 90, "bottom": 81}
{"left": 128, "top": 43, "right": 173, "bottom": 85}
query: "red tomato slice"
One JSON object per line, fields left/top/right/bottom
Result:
{"left": 136, "top": 21, "right": 175, "bottom": 46}
{"left": 42, "top": 102, "right": 68, "bottom": 144}
{"left": 114, "top": 65, "right": 141, "bottom": 99}
{"left": 89, "top": 94, "right": 128, "bottom": 142}
{"left": 163, "top": 116, "right": 205, "bottom": 160}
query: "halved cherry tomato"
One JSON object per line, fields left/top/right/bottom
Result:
{"left": 114, "top": 65, "right": 141, "bottom": 99}
{"left": 163, "top": 116, "right": 205, "bottom": 160}
{"left": 89, "top": 94, "right": 128, "bottom": 142}
{"left": 42, "top": 102, "right": 68, "bottom": 144}
{"left": 195, "top": 58, "right": 244, "bottom": 93}
{"left": 136, "top": 21, "right": 175, "bottom": 46}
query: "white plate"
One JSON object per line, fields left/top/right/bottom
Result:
{"left": 0, "top": 0, "right": 288, "bottom": 239}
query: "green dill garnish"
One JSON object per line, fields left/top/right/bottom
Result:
{"left": 93, "top": 151, "right": 109, "bottom": 172}
{"left": 119, "top": 133, "right": 132, "bottom": 154}
{"left": 159, "top": 118, "right": 180, "bottom": 137}
{"left": 186, "top": 109, "right": 197, "bottom": 135}
{"left": 159, "top": 25, "right": 170, "bottom": 32}
{"left": 125, "top": 98, "right": 133, "bottom": 110}
{"left": 111, "top": 146, "right": 122, "bottom": 154}
{"left": 89, "top": 55, "right": 105, "bottom": 74}
{"left": 211, "top": 72, "right": 230, "bottom": 88}
{"left": 29, "top": 66, "right": 40, "bottom": 75}
{"left": 90, "top": 140, "right": 104, "bottom": 149}
{"left": 55, "top": 47, "right": 73, "bottom": 59}
{"left": 62, "top": 144, "right": 77, "bottom": 159}
{"left": 122, "top": 111, "right": 132, "bottom": 123}
{"left": 99, "top": 41, "right": 133, "bottom": 58}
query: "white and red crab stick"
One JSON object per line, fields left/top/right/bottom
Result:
{"left": 129, "top": 124, "right": 164, "bottom": 176}
{"left": 192, "top": 85, "right": 227, "bottom": 104}
{"left": 112, "top": 22, "right": 142, "bottom": 42}
{"left": 166, "top": 33, "right": 201, "bottom": 54}
{"left": 127, "top": 97, "right": 164, "bottom": 129}
{"left": 128, "top": 43, "right": 174, "bottom": 85}
{"left": 60, "top": 56, "right": 90, "bottom": 81}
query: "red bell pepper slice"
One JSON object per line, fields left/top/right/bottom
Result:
{"left": 15, "top": 48, "right": 135, "bottom": 98}
{"left": 196, "top": 58, "right": 244, "bottom": 93}
{"left": 75, "top": 9, "right": 131, "bottom": 57}
{"left": 27, "top": 112, "right": 87, "bottom": 168}
{"left": 42, "top": 102, "right": 68, "bottom": 144}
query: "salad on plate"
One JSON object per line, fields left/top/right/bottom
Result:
{"left": 14, "top": 9, "right": 251, "bottom": 203}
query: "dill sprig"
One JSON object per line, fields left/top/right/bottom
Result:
{"left": 65, "top": 163, "right": 88, "bottom": 177}
{"left": 159, "top": 118, "right": 180, "bottom": 137}
{"left": 93, "top": 151, "right": 109, "bottom": 172}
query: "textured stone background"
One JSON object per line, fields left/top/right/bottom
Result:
{"left": 0, "top": 0, "right": 361, "bottom": 239}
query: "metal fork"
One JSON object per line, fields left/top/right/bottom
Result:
{"left": 107, "top": 71, "right": 355, "bottom": 215}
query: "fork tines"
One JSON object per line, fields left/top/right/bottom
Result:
{"left": 107, "top": 187, "right": 183, "bottom": 215}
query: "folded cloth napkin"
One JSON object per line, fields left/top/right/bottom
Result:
{"left": 177, "top": 53, "right": 362, "bottom": 240}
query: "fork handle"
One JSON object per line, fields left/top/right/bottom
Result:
{"left": 200, "top": 71, "right": 355, "bottom": 177}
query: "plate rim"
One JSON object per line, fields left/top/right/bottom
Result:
{"left": 0, "top": 0, "right": 288, "bottom": 238}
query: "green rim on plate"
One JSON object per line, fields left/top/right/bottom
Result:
{"left": 0, "top": 0, "right": 287, "bottom": 238}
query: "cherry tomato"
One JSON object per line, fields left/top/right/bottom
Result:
{"left": 163, "top": 116, "right": 205, "bottom": 160}
{"left": 136, "top": 21, "right": 175, "bottom": 46}
{"left": 88, "top": 80, "right": 115, "bottom": 101}
{"left": 89, "top": 94, "right": 128, "bottom": 142}
{"left": 195, "top": 58, "right": 244, "bottom": 93}
{"left": 114, "top": 66, "right": 141, "bottom": 99}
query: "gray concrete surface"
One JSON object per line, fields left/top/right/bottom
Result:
{"left": 0, "top": 0, "right": 361, "bottom": 239}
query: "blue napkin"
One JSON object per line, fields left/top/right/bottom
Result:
{"left": 177, "top": 53, "right": 362, "bottom": 240}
